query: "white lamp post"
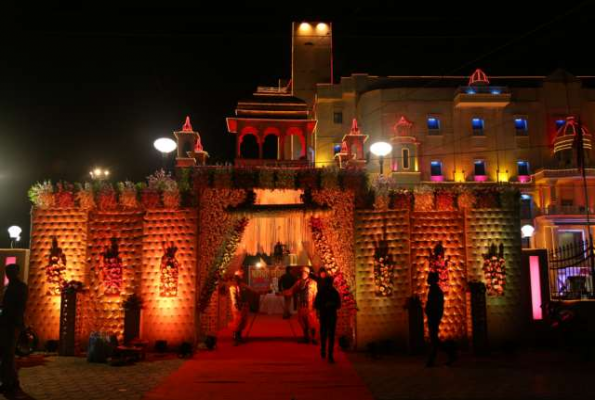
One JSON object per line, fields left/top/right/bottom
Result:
{"left": 8, "top": 225, "right": 22, "bottom": 248}
{"left": 370, "top": 141, "right": 393, "bottom": 175}
{"left": 154, "top": 138, "right": 177, "bottom": 170}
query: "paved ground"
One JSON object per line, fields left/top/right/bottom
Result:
{"left": 4, "top": 315, "right": 594, "bottom": 400}
{"left": 3, "top": 354, "right": 183, "bottom": 400}
{"left": 350, "top": 348, "right": 593, "bottom": 400}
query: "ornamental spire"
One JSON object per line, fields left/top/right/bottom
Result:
{"left": 182, "top": 116, "right": 193, "bottom": 132}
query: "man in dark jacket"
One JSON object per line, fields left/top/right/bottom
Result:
{"left": 314, "top": 276, "right": 341, "bottom": 363}
{"left": 278, "top": 266, "right": 296, "bottom": 319}
{"left": 425, "top": 271, "right": 455, "bottom": 367}
{"left": 0, "top": 264, "right": 28, "bottom": 393}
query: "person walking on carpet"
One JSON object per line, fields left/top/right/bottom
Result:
{"left": 314, "top": 275, "right": 341, "bottom": 364}
{"left": 278, "top": 266, "right": 296, "bottom": 319}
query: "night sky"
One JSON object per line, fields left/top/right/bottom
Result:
{"left": 1, "top": 2, "right": 594, "bottom": 247}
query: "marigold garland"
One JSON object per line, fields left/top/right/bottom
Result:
{"left": 309, "top": 216, "right": 357, "bottom": 316}
{"left": 160, "top": 242, "right": 180, "bottom": 297}
{"left": 46, "top": 237, "right": 66, "bottom": 296}
{"left": 482, "top": 243, "right": 506, "bottom": 296}
{"left": 198, "top": 218, "right": 249, "bottom": 312}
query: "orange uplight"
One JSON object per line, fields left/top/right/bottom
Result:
{"left": 454, "top": 171, "right": 466, "bottom": 183}
{"left": 316, "top": 22, "right": 329, "bottom": 34}
{"left": 298, "top": 22, "right": 312, "bottom": 33}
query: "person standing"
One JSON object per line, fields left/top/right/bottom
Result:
{"left": 425, "top": 271, "right": 455, "bottom": 367}
{"left": 283, "top": 266, "right": 318, "bottom": 344}
{"left": 315, "top": 276, "right": 341, "bottom": 364}
{"left": 0, "top": 264, "right": 28, "bottom": 394}
{"left": 229, "top": 271, "right": 251, "bottom": 346}
{"left": 278, "top": 266, "right": 296, "bottom": 319}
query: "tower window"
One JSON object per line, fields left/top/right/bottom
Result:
{"left": 430, "top": 161, "right": 443, "bottom": 176}
{"left": 515, "top": 118, "right": 528, "bottom": 135}
{"left": 427, "top": 117, "right": 441, "bottom": 134}
{"left": 402, "top": 148, "right": 410, "bottom": 170}
{"left": 518, "top": 160, "right": 530, "bottom": 176}
{"left": 472, "top": 118, "right": 485, "bottom": 135}
{"left": 474, "top": 160, "right": 486, "bottom": 176}
{"left": 333, "top": 111, "right": 343, "bottom": 124}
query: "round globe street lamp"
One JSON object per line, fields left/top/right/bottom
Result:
{"left": 8, "top": 225, "right": 22, "bottom": 248}
{"left": 154, "top": 138, "right": 177, "bottom": 170}
{"left": 370, "top": 141, "right": 393, "bottom": 175}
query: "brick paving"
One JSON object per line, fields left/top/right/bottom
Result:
{"left": 3, "top": 355, "right": 183, "bottom": 400}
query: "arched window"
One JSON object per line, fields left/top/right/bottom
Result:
{"left": 402, "top": 148, "right": 410, "bottom": 170}
{"left": 240, "top": 135, "right": 259, "bottom": 159}
{"left": 262, "top": 135, "right": 279, "bottom": 160}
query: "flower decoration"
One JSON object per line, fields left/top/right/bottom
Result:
{"left": 309, "top": 216, "right": 357, "bottom": 316}
{"left": 28, "top": 181, "right": 54, "bottom": 209}
{"left": 456, "top": 186, "right": 475, "bottom": 209}
{"left": 54, "top": 182, "right": 75, "bottom": 208}
{"left": 482, "top": 243, "right": 506, "bottom": 296}
{"left": 258, "top": 168, "right": 275, "bottom": 189}
{"left": 414, "top": 185, "right": 435, "bottom": 211}
{"left": 117, "top": 181, "right": 139, "bottom": 209}
{"left": 275, "top": 169, "right": 295, "bottom": 189}
{"left": 97, "top": 182, "right": 117, "bottom": 210}
{"left": 76, "top": 183, "right": 96, "bottom": 209}
{"left": 373, "top": 240, "right": 395, "bottom": 297}
{"left": 198, "top": 217, "right": 249, "bottom": 312}
{"left": 435, "top": 189, "right": 456, "bottom": 211}
{"left": 46, "top": 236, "right": 66, "bottom": 296}
{"left": 160, "top": 242, "right": 180, "bottom": 297}
{"left": 101, "top": 237, "right": 123, "bottom": 296}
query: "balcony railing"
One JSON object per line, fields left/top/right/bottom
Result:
{"left": 536, "top": 205, "right": 595, "bottom": 216}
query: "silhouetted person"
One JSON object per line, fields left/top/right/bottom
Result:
{"left": 282, "top": 266, "right": 318, "bottom": 344}
{"left": 0, "top": 264, "right": 28, "bottom": 393}
{"left": 278, "top": 266, "right": 296, "bottom": 319}
{"left": 315, "top": 276, "right": 341, "bottom": 364}
{"left": 311, "top": 267, "right": 328, "bottom": 290}
{"left": 230, "top": 271, "right": 251, "bottom": 345}
{"left": 425, "top": 271, "right": 455, "bottom": 367}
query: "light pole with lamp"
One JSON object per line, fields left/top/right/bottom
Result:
{"left": 370, "top": 141, "right": 393, "bottom": 175}
{"left": 153, "top": 138, "right": 177, "bottom": 171}
{"left": 89, "top": 168, "right": 110, "bottom": 181}
{"left": 8, "top": 225, "right": 22, "bottom": 249}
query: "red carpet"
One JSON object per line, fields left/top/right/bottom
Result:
{"left": 144, "top": 314, "right": 374, "bottom": 400}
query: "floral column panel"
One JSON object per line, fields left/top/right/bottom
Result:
{"left": 85, "top": 211, "right": 144, "bottom": 343}
{"left": 28, "top": 208, "right": 88, "bottom": 347}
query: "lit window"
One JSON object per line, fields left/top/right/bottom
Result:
{"left": 333, "top": 144, "right": 342, "bottom": 154}
{"left": 402, "top": 148, "right": 410, "bottom": 169}
{"left": 427, "top": 117, "right": 441, "bottom": 134}
{"left": 472, "top": 118, "right": 485, "bottom": 135}
{"left": 517, "top": 160, "right": 530, "bottom": 176}
{"left": 333, "top": 111, "right": 343, "bottom": 124}
{"left": 474, "top": 160, "right": 486, "bottom": 176}
{"left": 515, "top": 118, "right": 528, "bottom": 135}
{"left": 555, "top": 119, "right": 566, "bottom": 130}
{"left": 430, "top": 161, "right": 442, "bottom": 176}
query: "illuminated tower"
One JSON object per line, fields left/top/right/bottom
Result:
{"left": 292, "top": 21, "right": 333, "bottom": 111}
